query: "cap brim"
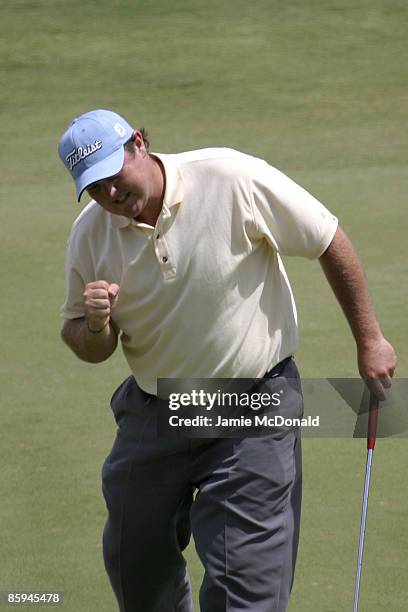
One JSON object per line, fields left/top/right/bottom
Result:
{"left": 75, "top": 147, "right": 125, "bottom": 201}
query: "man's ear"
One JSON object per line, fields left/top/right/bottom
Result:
{"left": 133, "top": 130, "right": 146, "bottom": 154}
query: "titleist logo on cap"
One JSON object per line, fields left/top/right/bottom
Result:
{"left": 66, "top": 139, "right": 103, "bottom": 171}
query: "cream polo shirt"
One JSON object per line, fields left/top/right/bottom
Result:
{"left": 62, "top": 148, "right": 338, "bottom": 394}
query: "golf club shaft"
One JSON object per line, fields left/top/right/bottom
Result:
{"left": 353, "top": 394, "right": 379, "bottom": 612}
{"left": 353, "top": 447, "right": 374, "bottom": 612}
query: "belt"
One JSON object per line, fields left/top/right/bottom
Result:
{"left": 264, "top": 356, "right": 293, "bottom": 379}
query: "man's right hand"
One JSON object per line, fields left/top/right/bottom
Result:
{"left": 83, "top": 281, "right": 120, "bottom": 333}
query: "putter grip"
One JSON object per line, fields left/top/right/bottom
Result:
{"left": 367, "top": 394, "right": 379, "bottom": 450}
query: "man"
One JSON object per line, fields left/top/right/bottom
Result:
{"left": 58, "top": 109, "right": 396, "bottom": 612}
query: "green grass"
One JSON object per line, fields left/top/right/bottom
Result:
{"left": 1, "top": 1, "right": 407, "bottom": 610}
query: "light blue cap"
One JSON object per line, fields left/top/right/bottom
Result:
{"left": 58, "top": 109, "right": 134, "bottom": 201}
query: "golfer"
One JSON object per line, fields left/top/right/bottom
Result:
{"left": 58, "top": 109, "right": 396, "bottom": 612}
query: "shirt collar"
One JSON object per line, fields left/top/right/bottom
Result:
{"left": 109, "top": 152, "right": 185, "bottom": 229}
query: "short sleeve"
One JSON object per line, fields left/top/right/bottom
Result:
{"left": 60, "top": 234, "right": 88, "bottom": 320}
{"left": 249, "top": 161, "right": 338, "bottom": 259}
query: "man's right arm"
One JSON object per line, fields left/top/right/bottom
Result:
{"left": 61, "top": 280, "right": 119, "bottom": 363}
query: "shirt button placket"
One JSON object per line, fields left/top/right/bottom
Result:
{"left": 154, "top": 206, "right": 175, "bottom": 278}
{"left": 155, "top": 220, "right": 168, "bottom": 267}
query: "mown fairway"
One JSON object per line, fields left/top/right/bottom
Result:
{"left": 1, "top": 1, "right": 407, "bottom": 610}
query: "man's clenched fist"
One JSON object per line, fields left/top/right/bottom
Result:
{"left": 83, "top": 281, "right": 120, "bottom": 333}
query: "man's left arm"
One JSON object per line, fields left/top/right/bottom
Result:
{"left": 319, "top": 225, "right": 397, "bottom": 399}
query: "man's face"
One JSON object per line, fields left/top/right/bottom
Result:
{"left": 86, "top": 133, "right": 154, "bottom": 219}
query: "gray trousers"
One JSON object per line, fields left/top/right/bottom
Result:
{"left": 102, "top": 360, "right": 303, "bottom": 612}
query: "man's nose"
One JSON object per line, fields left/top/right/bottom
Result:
{"left": 105, "top": 180, "right": 118, "bottom": 199}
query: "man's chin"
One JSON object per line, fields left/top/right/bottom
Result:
{"left": 124, "top": 200, "right": 144, "bottom": 218}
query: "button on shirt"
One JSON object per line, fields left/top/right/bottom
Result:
{"left": 62, "top": 148, "right": 338, "bottom": 394}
